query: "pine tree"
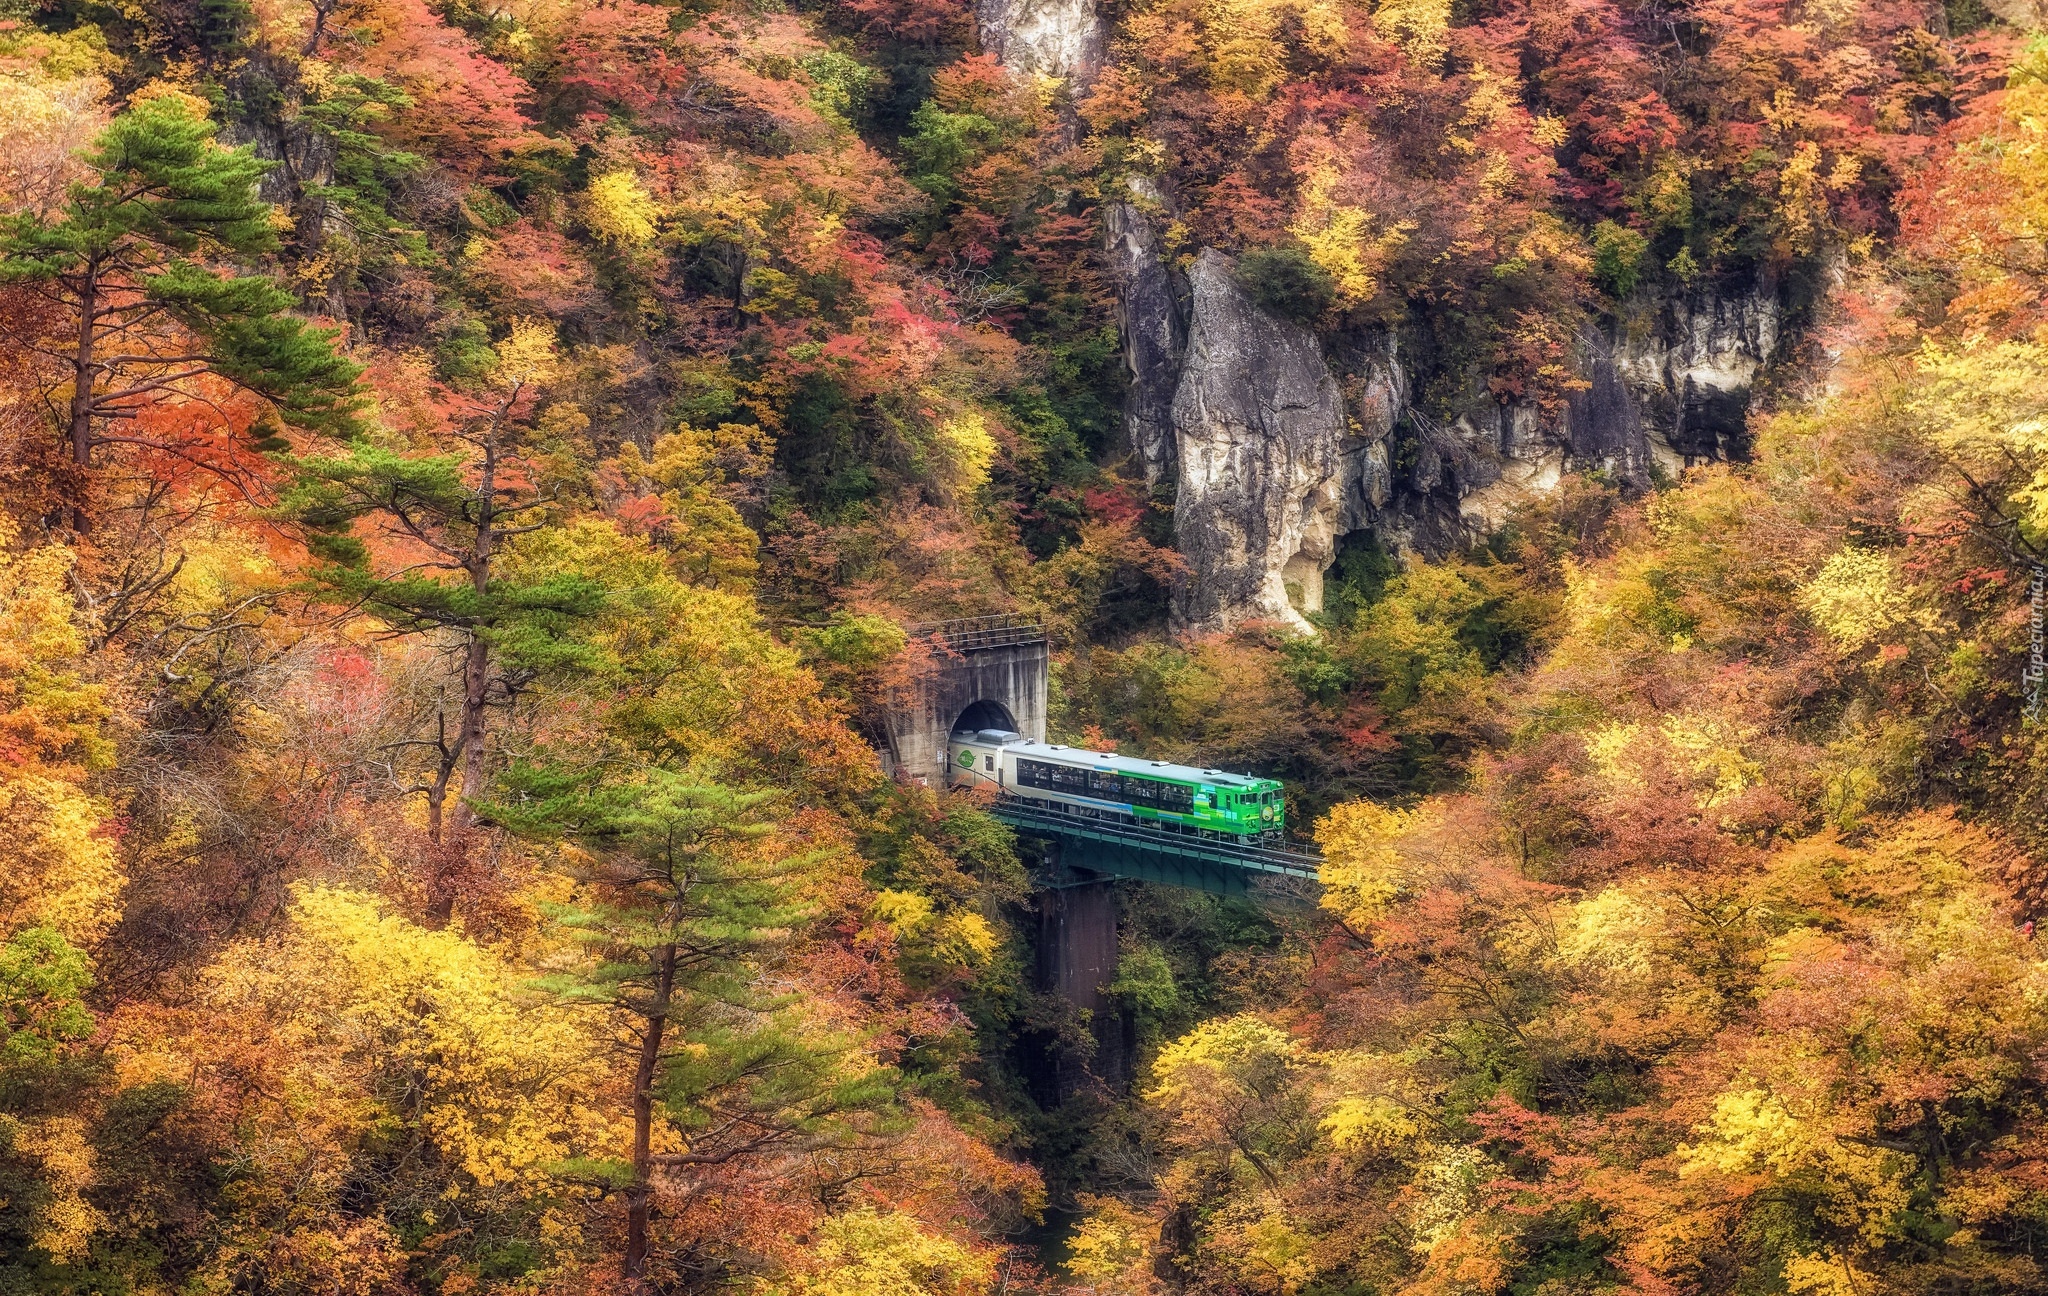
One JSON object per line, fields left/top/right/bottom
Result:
{"left": 274, "top": 321, "right": 603, "bottom": 870}
{"left": 492, "top": 769, "right": 904, "bottom": 1289}
{"left": 0, "top": 91, "right": 364, "bottom": 517}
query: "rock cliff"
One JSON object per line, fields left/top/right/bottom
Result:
{"left": 1105, "top": 210, "right": 1788, "bottom": 634}
{"left": 976, "top": 0, "right": 1104, "bottom": 83}
{"left": 1166, "top": 250, "right": 1400, "bottom": 634}
{"left": 982, "top": 5, "right": 1787, "bottom": 634}
{"left": 1104, "top": 199, "right": 1184, "bottom": 489}
{"left": 1607, "top": 287, "right": 1782, "bottom": 467}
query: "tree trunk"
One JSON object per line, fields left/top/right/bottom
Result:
{"left": 68, "top": 266, "right": 97, "bottom": 530}
{"left": 446, "top": 422, "right": 500, "bottom": 838}
{"left": 303, "top": 0, "right": 331, "bottom": 55}
{"left": 425, "top": 713, "right": 455, "bottom": 845}
{"left": 624, "top": 943, "right": 677, "bottom": 1287}
{"left": 448, "top": 632, "right": 491, "bottom": 834}
{"left": 426, "top": 777, "right": 446, "bottom": 842}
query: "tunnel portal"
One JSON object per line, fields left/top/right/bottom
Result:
{"left": 878, "top": 616, "right": 1049, "bottom": 784}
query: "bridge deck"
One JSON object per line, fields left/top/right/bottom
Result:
{"left": 987, "top": 794, "right": 1321, "bottom": 896}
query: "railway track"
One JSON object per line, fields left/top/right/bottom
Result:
{"left": 987, "top": 793, "right": 1322, "bottom": 887}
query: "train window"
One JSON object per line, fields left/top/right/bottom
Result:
{"left": 1019, "top": 759, "right": 1101, "bottom": 796}
{"left": 1118, "top": 775, "right": 1190, "bottom": 812}
{"left": 1013, "top": 758, "right": 1175, "bottom": 803}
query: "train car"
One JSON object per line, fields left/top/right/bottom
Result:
{"left": 947, "top": 728, "right": 1285, "bottom": 840}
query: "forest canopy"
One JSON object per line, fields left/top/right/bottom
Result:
{"left": 2, "top": 0, "right": 2048, "bottom": 1291}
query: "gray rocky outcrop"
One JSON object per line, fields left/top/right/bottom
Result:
{"left": 976, "top": 0, "right": 1104, "bottom": 84}
{"left": 1106, "top": 207, "right": 1790, "bottom": 633}
{"left": 1168, "top": 250, "right": 1399, "bottom": 634}
{"left": 1563, "top": 331, "right": 1656, "bottom": 490}
{"left": 1608, "top": 287, "right": 1782, "bottom": 468}
{"left": 1104, "top": 197, "right": 1185, "bottom": 488}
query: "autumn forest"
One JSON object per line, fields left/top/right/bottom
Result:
{"left": 2, "top": 0, "right": 2047, "bottom": 1289}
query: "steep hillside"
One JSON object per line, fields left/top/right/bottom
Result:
{"left": 2, "top": 0, "right": 2048, "bottom": 1291}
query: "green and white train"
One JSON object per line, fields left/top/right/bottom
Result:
{"left": 947, "top": 727, "right": 1286, "bottom": 841}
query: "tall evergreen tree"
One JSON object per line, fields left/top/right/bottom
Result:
{"left": 0, "top": 91, "right": 364, "bottom": 511}
{"left": 492, "top": 770, "right": 905, "bottom": 1289}
{"left": 274, "top": 321, "right": 602, "bottom": 880}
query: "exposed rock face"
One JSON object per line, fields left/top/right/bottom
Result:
{"left": 1105, "top": 214, "right": 1787, "bottom": 632}
{"left": 1169, "top": 250, "right": 1399, "bottom": 634}
{"left": 1611, "top": 287, "right": 1782, "bottom": 467}
{"left": 1564, "top": 332, "right": 1655, "bottom": 490}
{"left": 1422, "top": 402, "right": 1557, "bottom": 543}
{"left": 976, "top": 0, "right": 1104, "bottom": 83}
{"left": 1104, "top": 199, "right": 1185, "bottom": 487}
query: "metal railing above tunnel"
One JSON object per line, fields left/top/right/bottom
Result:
{"left": 984, "top": 793, "right": 1321, "bottom": 897}
{"left": 906, "top": 614, "right": 1047, "bottom": 652}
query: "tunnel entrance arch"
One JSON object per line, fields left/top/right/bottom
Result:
{"left": 952, "top": 698, "right": 1019, "bottom": 735}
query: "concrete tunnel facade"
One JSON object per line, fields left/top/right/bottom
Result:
{"left": 878, "top": 628, "right": 1049, "bottom": 785}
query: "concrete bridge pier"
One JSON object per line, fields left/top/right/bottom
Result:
{"left": 1037, "top": 875, "right": 1130, "bottom": 1098}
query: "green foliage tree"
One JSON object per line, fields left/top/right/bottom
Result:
{"left": 0, "top": 928, "right": 91, "bottom": 1066}
{"left": 1590, "top": 219, "right": 1650, "bottom": 299}
{"left": 294, "top": 74, "right": 427, "bottom": 253}
{"left": 1234, "top": 245, "right": 1337, "bottom": 324}
{"left": 275, "top": 321, "right": 601, "bottom": 862}
{"left": 0, "top": 92, "right": 363, "bottom": 502}
{"left": 493, "top": 770, "right": 905, "bottom": 1285}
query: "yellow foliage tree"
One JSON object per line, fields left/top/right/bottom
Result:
{"left": 796, "top": 1208, "right": 996, "bottom": 1296}
{"left": 0, "top": 530, "right": 118, "bottom": 945}
{"left": 0, "top": 70, "right": 107, "bottom": 216}
{"left": 1910, "top": 339, "right": 2048, "bottom": 537}
{"left": 1149, "top": 1015, "right": 1308, "bottom": 1188}
{"left": 1371, "top": 0, "right": 1449, "bottom": 65}
{"left": 1177, "top": 0, "right": 1347, "bottom": 100}
{"left": 612, "top": 423, "right": 767, "bottom": 591}
{"left": 201, "top": 886, "right": 614, "bottom": 1195}
{"left": 585, "top": 169, "right": 661, "bottom": 246}
{"left": 1314, "top": 800, "right": 1432, "bottom": 929}
{"left": 1066, "top": 1194, "right": 1159, "bottom": 1296}
{"left": 1799, "top": 547, "right": 1915, "bottom": 652}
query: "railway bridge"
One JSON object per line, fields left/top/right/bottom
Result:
{"left": 880, "top": 616, "right": 1322, "bottom": 1096}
